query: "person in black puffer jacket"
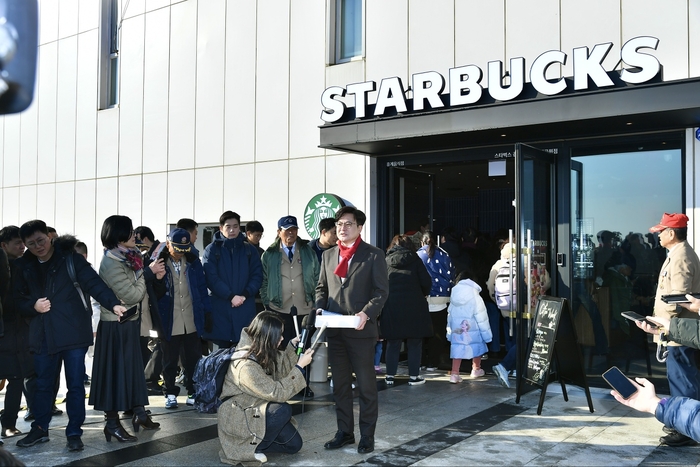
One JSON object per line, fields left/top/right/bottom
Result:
{"left": 380, "top": 235, "right": 432, "bottom": 386}
{"left": 13, "top": 220, "right": 125, "bottom": 451}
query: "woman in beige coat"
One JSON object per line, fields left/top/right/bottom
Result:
{"left": 218, "top": 311, "right": 314, "bottom": 465}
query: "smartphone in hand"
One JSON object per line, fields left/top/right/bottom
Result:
{"left": 621, "top": 311, "right": 659, "bottom": 329}
{"left": 602, "top": 366, "right": 638, "bottom": 399}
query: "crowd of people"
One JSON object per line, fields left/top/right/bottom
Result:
{"left": 2, "top": 209, "right": 699, "bottom": 464}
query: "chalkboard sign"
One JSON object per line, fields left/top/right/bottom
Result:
{"left": 517, "top": 296, "right": 594, "bottom": 415}
{"left": 525, "top": 298, "right": 561, "bottom": 386}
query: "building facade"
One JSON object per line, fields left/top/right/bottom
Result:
{"left": 2, "top": 0, "right": 700, "bottom": 385}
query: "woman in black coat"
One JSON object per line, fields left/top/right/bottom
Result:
{"left": 380, "top": 235, "right": 432, "bottom": 385}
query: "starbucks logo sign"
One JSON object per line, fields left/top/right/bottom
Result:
{"left": 304, "top": 193, "right": 345, "bottom": 238}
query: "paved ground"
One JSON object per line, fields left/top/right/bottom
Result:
{"left": 1, "top": 361, "right": 698, "bottom": 467}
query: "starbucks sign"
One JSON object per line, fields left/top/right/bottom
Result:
{"left": 304, "top": 193, "right": 346, "bottom": 238}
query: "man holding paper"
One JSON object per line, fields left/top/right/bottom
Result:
{"left": 315, "top": 206, "right": 389, "bottom": 455}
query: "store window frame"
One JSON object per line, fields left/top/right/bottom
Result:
{"left": 328, "top": 0, "right": 364, "bottom": 65}
{"left": 99, "top": 0, "right": 121, "bottom": 109}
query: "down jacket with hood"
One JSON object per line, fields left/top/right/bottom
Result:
{"left": 446, "top": 278, "right": 492, "bottom": 359}
{"left": 380, "top": 245, "right": 433, "bottom": 340}
{"left": 13, "top": 235, "right": 121, "bottom": 355}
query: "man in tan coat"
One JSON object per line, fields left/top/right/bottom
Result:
{"left": 650, "top": 212, "right": 700, "bottom": 447}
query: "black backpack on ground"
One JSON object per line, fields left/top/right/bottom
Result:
{"left": 192, "top": 346, "right": 237, "bottom": 414}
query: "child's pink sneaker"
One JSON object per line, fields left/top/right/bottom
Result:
{"left": 470, "top": 368, "right": 485, "bottom": 378}
{"left": 449, "top": 374, "right": 462, "bottom": 384}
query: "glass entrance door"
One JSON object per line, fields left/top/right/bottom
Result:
{"left": 514, "top": 143, "right": 555, "bottom": 391}
{"left": 389, "top": 167, "right": 433, "bottom": 244}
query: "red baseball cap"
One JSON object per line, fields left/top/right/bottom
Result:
{"left": 649, "top": 213, "right": 689, "bottom": 233}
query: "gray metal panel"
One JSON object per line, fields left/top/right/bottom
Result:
{"left": 320, "top": 77, "right": 700, "bottom": 155}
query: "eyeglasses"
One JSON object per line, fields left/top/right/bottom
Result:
{"left": 25, "top": 237, "right": 48, "bottom": 249}
{"left": 336, "top": 221, "right": 356, "bottom": 229}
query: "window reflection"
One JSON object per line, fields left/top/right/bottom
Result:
{"left": 570, "top": 149, "right": 682, "bottom": 389}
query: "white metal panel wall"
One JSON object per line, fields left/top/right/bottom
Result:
{"left": 255, "top": 1, "right": 290, "bottom": 162}
{"left": 3, "top": 116, "right": 19, "bottom": 187}
{"left": 146, "top": 0, "right": 170, "bottom": 13}
{"left": 95, "top": 177, "right": 118, "bottom": 267}
{"left": 168, "top": 0, "right": 197, "bottom": 171}
{"left": 20, "top": 93, "right": 39, "bottom": 186}
{"left": 75, "top": 30, "right": 99, "bottom": 181}
{"left": 40, "top": 0, "right": 59, "bottom": 45}
{"left": 0, "top": 118, "right": 4, "bottom": 188}
{"left": 141, "top": 172, "right": 167, "bottom": 235}
{"left": 255, "top": 160, "right": 288, "bottom": 234}
{"left": 455, "top": 0, "right": 504, "bottom": 85}
{"left": 36, "top": 184, "right": 56, "bottom": 227}
{"left": 59, "top": 0, "right": 80, "bottom": 39}
{"left": 289, "top": 157, "right": 325, "bottom": 235}
{"left": 55, "top": 181, "right": 76, "bottom": 234}
{"left": 691, "top": 0, "right": 700, "bottom": 77}
{"left": 506, "top": 0, "right": 561, "bottom": 81}
{"left": 195, "top": 0, "right": 226, "bottom": 168}
{"left": 408, "top": 0, "right": 454, "bottom": 79}
{"left": 194, "top": 167, "right": 224, "bottom": 225}
{"left": 37, "top": 42, "right": 58, "bottom": 185}
{"left": 118, "top": 174, "right": 142, "bottom": 222}
{"left": 78, "top": 0, "right": 99, "bottom": 33}
{"left": 366, "top": 0, "right": 408, "bottom": 104}
{"left": 223, "top": 164, "right": 255, "bottom": 219}
{"left": 56, "top": 36, "right": 79, "bottom": 183}
{"left": 622, "top": 0, "right": 689, "bottom": 80}
{"left": 561, "top": 0, "right": 620, "bottom": 78}
{"left": 75, "top": 179, "right": 97, "bottom": 265}
{"left": 3, "top": 187, "right": 19, "bottom": 226}
{"left": 167, "top": 169, "right": 194, "bottom": 223}
{"left": 119, "top": 14, "right": 145, "bottom": 176}
{"left": 143, "top": 8, "right": 170, "bottom": 174}
{"left": 289, "top": 1, "right": 326, "bottom": 159}
{"left": 124, "top": 0, "right": 146, "bottom": 19}
{"left": 18, "top": 186, "right": 36, "bottom": 224}
{"left": 224, "top": 0, "right": 256, "bottom": 166}
{"left": 96, "top": 109, "right": 119, "bottom": 178}
{"left": 326, "top": 153, "right": 366, "bottom": 214}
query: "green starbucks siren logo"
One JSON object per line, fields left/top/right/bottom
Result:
{"left": 304, "top": 193, "right": 345, "bottom": 238}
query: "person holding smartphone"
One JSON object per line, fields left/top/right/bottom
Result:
{"left": 613, "top": 302, "right": 700, "bottom": 444}
{"left": 90, "top": 216, "right": 166, "bottom": 443}
{"left": 648, "top": 213, "right": 700, "bottom": 447}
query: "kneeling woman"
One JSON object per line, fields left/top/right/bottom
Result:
{"left": 218, "top": 311, "right": 314, "bottom": 465}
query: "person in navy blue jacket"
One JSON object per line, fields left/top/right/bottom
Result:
{"left": 156, "top": 228, "right": 212, "bottom": 409}
{"left": 202, "top": 211, "right": 263, "bottom": 348}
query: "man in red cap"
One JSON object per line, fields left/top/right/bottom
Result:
{"left": 650, "top": 212, "right": 700, "bottom": 446}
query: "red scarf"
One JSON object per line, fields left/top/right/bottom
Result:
{"left": 334, "top": 236, "right": 362, "bottom": 279}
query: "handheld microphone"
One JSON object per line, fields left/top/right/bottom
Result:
{"left": 296, "top": 310, "right": 317, "bottom": 357}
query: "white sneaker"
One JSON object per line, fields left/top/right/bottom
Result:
{"left": 449, "top": 374, "right": 462, "bottom": 384}
{"left": 254, "top": 452, "right": 267, "bottom": 463}
{"left": 408, "top": 376, "right": 425, "bottom": 386}
{"left": 470, "top": 368, "right": 485, "bottom": 378}
{"left": 165, "top": 395, "right": 178, "bottom": 409}
{"left": 186, "top": 394, "right": 195, "bottom": 406}
{"left": 493, "top": 364, "right": 511, "bottom": 388}
{"left": 509, "top": 370, "right": 517, "bottom": 379}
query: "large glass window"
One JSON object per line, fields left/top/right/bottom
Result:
{"left": 335, "top": 0, "right": 363, "bottom": 63}
{"left": 570, "top": 145, "right": 682, "bottom": 391}
{"left": 99, "top": 0, "right": 121, "bottom": 109}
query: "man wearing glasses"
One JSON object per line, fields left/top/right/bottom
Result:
{"left": 13, "top": 220, "right": 126, "bottom": 451}
{"left": 315, "top": 207, "right": 388, "bottom": 455}
{"left": 649, "top": 212, "right": 700, "bottom": 447}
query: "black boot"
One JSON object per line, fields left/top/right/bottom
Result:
{"left": 104, "top": 413, "right": 137, "bottom": 443}
{"left": 131, "top": 406, "right": 160, "bottom": 432}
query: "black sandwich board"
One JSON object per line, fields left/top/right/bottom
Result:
{"left": 515, "top": 296, "right": 594, "bottom": 415}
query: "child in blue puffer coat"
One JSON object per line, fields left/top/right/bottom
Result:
{"left": 447, "top": 269, "right": 492, "bottom": 383}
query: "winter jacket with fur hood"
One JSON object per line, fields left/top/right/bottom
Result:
{"left": 13, "top": 235, "right": 121, "bottom": 355}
